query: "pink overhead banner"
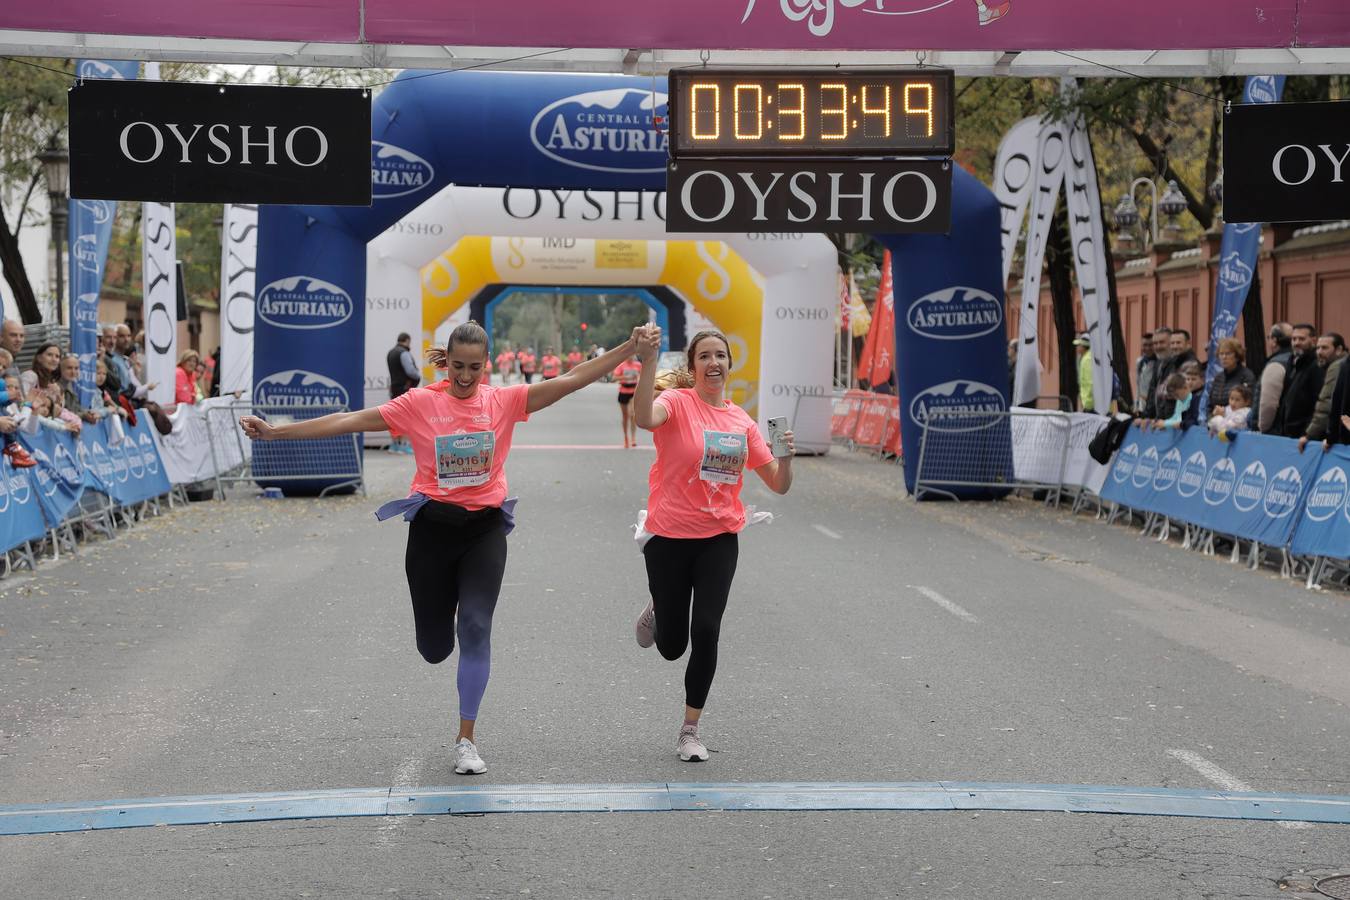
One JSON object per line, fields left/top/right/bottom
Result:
{"left": 4, "top": 0, "right": 1349, "bottom": 50}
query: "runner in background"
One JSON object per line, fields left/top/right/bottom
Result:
{"left": 630, "top": 329, "right": 795, "bottom": 762}
{"left": 495, "top": 344, "right": 516, "bottom": 385}
{"left": 239, "top": 321, "right": 661, "bottom": 776}
{"left": 566, "top": 345, "right": 584, "bottom": 373}
{"left": 519, "top": 347, "right": 538, "bottom": 384}
{"left": 614, "top": 352, "right": 643, "bottom": 448}
{"left": 540, "top": 348, "right": 561, "bottom": 381}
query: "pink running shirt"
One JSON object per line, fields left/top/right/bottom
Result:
{"left": 644, "top": 388, "right": 773, "bottom": 539}
{"left": 379, "top": 381, "right": 530, "bottom": 510}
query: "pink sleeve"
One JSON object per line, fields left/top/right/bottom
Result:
{"left": 378, "top": 390, "right": 418, "bottom": 434}
{"left": 501, "top": 383, "right": 531, "bottom": 423}
{"left": 653, "top": 389, "right": 681, "bottom": 429}
{"left": 746, "top": 420, "right": 774, "bottom": 470}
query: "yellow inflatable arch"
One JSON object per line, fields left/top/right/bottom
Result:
{"left": 421, "top": 236, "right": 765, "bottom": 415}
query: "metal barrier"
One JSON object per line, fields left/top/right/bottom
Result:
{"left": 204, "top": 402, "right": 364, "bottom": 498}
{"left": 915, "top": 409, "right": 1068, "bottom": 504}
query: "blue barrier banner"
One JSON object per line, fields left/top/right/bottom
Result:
{"left": 1197, "top": 75, "right": 1285, "bottom": 421}
{"left": 1147, "top": 427, "right": 1224, "bottom": 525}
{"left": 123, "top": 418, "right": 173, "bottom": 503}
{"left": 882, "top": 168, "right": 1012, "bottom": 497}
{"left": 69, "top": 60, "right": 140, "bottom": 411}
{"left": 1099, "top": 425, "right": 1178, "bottom": 509}
{"left": 1291, "top": 445, "right": 1350, "bottom": 558}
{"left": 19, "top": 428, "right": 85, "bottom": 527}
{"left": 77, "top": 421, "right": 115, "bottom": 496}
{"left": 0, "top": 455, "right": 47, "bottom": 552}
{"left": 1214, "top": 432, "right": 1320, "bottom": 545}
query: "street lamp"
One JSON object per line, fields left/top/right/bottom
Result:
{"left": 37, "top": 142, "right": 70, "bottom": 324}
{"left": 1113, "top": 177, "right": 1159, "bottom": 246}
{"left": 1157, "top": 179, "right": 1188, "bottom": 239}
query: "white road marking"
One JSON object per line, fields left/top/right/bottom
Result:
{"left": 812, "top": 524, "right": 842, "bottom": 540}
{"left": 378, "top": 756, "right": 424, "bottom": 842}
{"left": 911, "top": 585, "right": 979, "bottom": 624}
{"left": 1167, "top": 749, "right": 1313, "bottom": 829}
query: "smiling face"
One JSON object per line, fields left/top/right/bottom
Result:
{"left": 445, "top": 339, "right": 489, "bottom": 399}
{"left": 688, "top": 334, "right": 731, "bottom": 398}
{"left": 35, "top": 345, "right": 60, "bottom": 374}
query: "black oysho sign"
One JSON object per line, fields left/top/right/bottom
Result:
{"left": 1224, "top": 101, "right": 1350, "bottom": 223}
{"left": 69, "top": 80, "right": 371, "bottom": 205}
{"left": 666, "top": 158, "right": 950, "bottom": 233}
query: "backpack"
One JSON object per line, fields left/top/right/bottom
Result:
{"left": 1088, "top": 415, "right": 1133, "bottom": 465}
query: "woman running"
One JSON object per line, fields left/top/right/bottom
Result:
{"left": 240, "top": 320, "right": 660, "bottom": 775}
{"left": 630, "top": 330, "right": 795, "bottom": 761}
{"left": 614, "top": 353, "right": 642, "bottom": 448}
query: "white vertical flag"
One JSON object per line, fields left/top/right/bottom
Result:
{"left": 1062, "top": 81, "right": 1116, "bottom": 414}
{"left": 142, "top": 201, "right": 177, "bottom": 406}
{"left": 992, "top": 116, "right": 1041, "bottom": 288}
{"left": 219, "top": 203, "right": 257, "bottom": 397}
{"left": 1013, "top": 117, "right": 1068, "bottom": 407}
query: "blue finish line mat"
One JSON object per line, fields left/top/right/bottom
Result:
{"left": 4, "top": 782, "right": 1350, "bottom": 835}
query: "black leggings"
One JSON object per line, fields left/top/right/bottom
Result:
{"left": 404, "top": 503, "right": 507, "bottom": 721}
{"left": 642, "top": 533, "right": 739, "bottom": 710}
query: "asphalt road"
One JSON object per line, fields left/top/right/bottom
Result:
{"left": 2, "top": 383, "right": 1349, "bottom": 899}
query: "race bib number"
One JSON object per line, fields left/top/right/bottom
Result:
{"left": 435, "top": 431, "right": 494, "bottom": 488}
{"left": 700, "top": 430, "right": 747, "bottom": 484}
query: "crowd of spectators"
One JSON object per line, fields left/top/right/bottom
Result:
{"left": 0, "top": 319, "right": 230, "bottom": 462}
{"left": 1125, "top": 321, "right": 1350, "bottom": 452}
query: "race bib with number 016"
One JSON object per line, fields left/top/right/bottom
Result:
{"left": 700, "top": 430, "right": 747, "bottom": 484}
{"left": 435, "top": 431, "right": 494, "bottom": 488}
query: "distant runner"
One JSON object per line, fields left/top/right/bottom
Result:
{"left": 614, "top": 354, "right": 643, "bottom": 448}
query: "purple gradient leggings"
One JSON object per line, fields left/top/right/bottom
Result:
{"left": 404, "top": 503, "right": 507, "bottom": 721}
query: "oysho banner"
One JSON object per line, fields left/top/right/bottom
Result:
{"left": 993, "top": 116, "right": 1039, "bottom": 288}
{"left": 142, "top": 201, "right": 177, "bottom": 406}
{"left": 69, "top": 80, "right": 371, "bottom": 205}
{"left": 1012, "top": 116, "right": 1067, "bottom": 407}
{"left": 220, "top": 203, "right": 258, "bottom": 397}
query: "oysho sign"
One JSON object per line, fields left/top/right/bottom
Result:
{"left": 69, "top": 80, "right": 370, "bottom": 204}
{"left": 257, "top": 277, "right": 354, "bottom": 330}
{"left": 1223, "top": 101, "right": 1350, "bottom": 224}
{"left": 666, "top": 158, "right": 951, "bottom": 233}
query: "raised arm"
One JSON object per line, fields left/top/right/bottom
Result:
{"left": 632, "top": 327, "right": 666, "bottom": 429}
{"left": 524, "top": 326, "right": 657, "bottom": 414}
{"left": 240, "top": 406, "right": 387, "bottom": 441}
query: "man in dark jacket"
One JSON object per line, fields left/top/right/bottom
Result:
{"left": 1154, "top": 328, "right": 1197, "bottom": 421}
{"left": 1134, "top": 332, "right": 1157, "bottom": 415}
{"left": 386, "top": 332, "right": 421, "bottom": 454}
{"left": 1144, "top": 326, "right": 1171, "bottom": 418}
{"left": 1273, "top": 324, "right": 1323, "bottom": 438}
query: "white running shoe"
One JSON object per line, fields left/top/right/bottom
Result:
{"left": 635, "top": 600, "right": 656, "bottom": 648}
{"left": 677, "top": 726, "right": 709, "bottom": 762}
{"left": 454, "top": 738, "right": 487, "bottom": 775}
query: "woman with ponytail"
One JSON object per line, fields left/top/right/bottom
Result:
{"left": 240, "top": 320, "right": 661, "bottom": 775}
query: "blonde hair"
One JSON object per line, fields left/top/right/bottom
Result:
{"left": 655, "top": 368, "right": 695, "bottom": 392}
{"left": 177, "top": 349, "right": 200, "bottom": 367}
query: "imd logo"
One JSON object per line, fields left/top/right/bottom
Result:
{"left": 257, "top": 277, "right": 353, "bottom": 330}
{"left": 530, "top": 89, "right": 668, "bottom": 174}
{"left": 1152, "top": 448, "right": 1182, "bottom": 492}
{"left": 1112, "top": 443, "right": 1139, "bottom": 484}
{"left": 1203, "top": 457, "right": 1237, "bottom": 506}
{"left": 1132, "top": 446, "right": 1159, "bottom": 489}
{"left": 1302, "top": 466, "right": 1345, "bottom": 522}
{"left": 371, "top": 141, "right": 435, "bottom": 199}
{"left": 1177, "top": 451, "right": 1208, "bottom": 498}
{"left": 1232, "top": 460, "right": 1268, "bottom": 513}
{"left": 254, "top": 370, "right": 350, "bottom": 408}
{"left": 906, "top": 286, "right": 1003, "bottom": 341}
{"left": 907, "top": 381, "right": 1006, "bottom": 433}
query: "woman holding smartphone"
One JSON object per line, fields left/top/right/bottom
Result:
{"left": 630, "top": 328, "right": 795, "bottom": 761}
{"left": 240, "top": 320, "right": 660, "bottom": 776}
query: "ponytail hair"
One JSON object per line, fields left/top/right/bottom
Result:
{"left": 655, "top": 368, "right": 695, "bottom": 392}
{"left": 449, "top": 320, "right": 488, "bottom": 352}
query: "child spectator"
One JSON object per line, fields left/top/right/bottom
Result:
{"left": 0, "top": 372, "right": 35, "bottom": 467}
{"left": 1209, "top": 384, "right": 1253, "bottom": 441}
{"left": 1179, "top": 362, "right": 1205, "bottom": 429}
{"left": 23, "top": 390, "right": 75, "bottom": 434}
{"left": 1149, "top": 373, "right": 1192, "bottom": 431}
{"left": 46, "top": 386, "right": 82, "bottom": 435}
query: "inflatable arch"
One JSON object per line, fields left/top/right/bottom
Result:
{"left": 257, "top": 71, "right": 837, "bottom": 453}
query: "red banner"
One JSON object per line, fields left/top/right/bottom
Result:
{"left": 858, "top": 252, "right": 895, "bottom": 388}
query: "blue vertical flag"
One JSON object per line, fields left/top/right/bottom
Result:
{"left": 1198, "top": 75, "right": 1286, "bottom": 421}
{"left": 68, "top": 59, "right": 140, "bottom": 410}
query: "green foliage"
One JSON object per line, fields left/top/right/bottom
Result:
{"left": 493, "top": 292, "right": 649, "bottom": 352}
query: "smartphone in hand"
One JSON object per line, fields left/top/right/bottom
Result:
{"left": 766, "top": 416, "right": 790, "bottom": 458}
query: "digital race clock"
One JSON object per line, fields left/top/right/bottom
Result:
{"left": 668, "top": 68, "right": 954, "bottom": 158}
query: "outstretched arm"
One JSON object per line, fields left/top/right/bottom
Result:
{"left": 524, "top": 327, "right": 657, "bottom": 414}
{"left": 632, "top": 326, "right": 667, "bottom": 430}
{"left": 240, "top": 406, "right": 387, "bottom": 441}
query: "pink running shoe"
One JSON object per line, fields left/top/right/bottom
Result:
{"left": 635, "top": 600, "right": 656, "bottom": 648}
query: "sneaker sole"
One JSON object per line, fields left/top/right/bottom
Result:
{"left": 678, "top": 751, "right": 709, "bottom": 762}
{"left": 454, "top": 763, "right": 487, "bottom": 775}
